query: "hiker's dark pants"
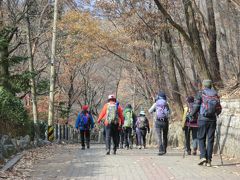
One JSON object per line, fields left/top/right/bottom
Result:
{"left": 135, "top": 131, "right": 138, "bottom": 146}
{"left": 184, "top": 126, "right": 198, "bottom": 152}
{"left": 118, "top": 129, "right": 124, "bottom": 148}
{"left": 198, "top": 120, "right": 216, "bottom": 161}
{"left": 124, "top": 127, "right": 133, "bottom": 148}
{"left": 155, "top": 120, "right": 168, "bottom": 152}
{"left": 105, "top": 124, "right": 119, "bottom": 152}
{"left": 80, "top": 130, "right": 90, "bottom": 147}
{"left": 136, "top": 128, "right": 147, "bottom": 147}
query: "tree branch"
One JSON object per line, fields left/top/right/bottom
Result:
{"left": 153, "top": 0, "right": 192, "bottom": 46}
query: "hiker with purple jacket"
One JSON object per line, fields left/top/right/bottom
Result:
{"left": 182, "top": 96, "right": 198, "bottom": 155}
{"left": 135, "top": 110, "right": 150, "bottom": 149}
{"left": 149, "top": 92, "right": 170, "bottom": 155}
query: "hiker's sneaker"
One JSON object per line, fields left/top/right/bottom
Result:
{"left": 198, "top": 158, "right": 207, "bottom": 165}
{"left": 113, "top": 150, "right": 116, "bottom": 155}
{"left": 206, "top": 160, "right": 212, "bottom": 167}
{"left": 81, "top": 146, "right": 85, "bottom": 150}
{"left": 106, "top": 151, "right": 110, "bottom": 155}
{"left": 138, "top": 146, "right": 142, "bottom": 149}
{"left": 87, "top": 145, "right": 90, "bottom": 149}
{"left": 158, "top": 151, "right": 164, "bottom": 156}
{"left": 192, "top": 150, "right": 197, "bottom": 155}
{"left": 187, "top": 151, "right": 191, "bottom": 155}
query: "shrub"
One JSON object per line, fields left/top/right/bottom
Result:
{"left": 0, "top": 87, "right": 30, "bottom": 137}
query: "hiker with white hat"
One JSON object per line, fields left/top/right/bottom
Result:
{"left": 135, "top": 110, "right": 150, "bottom": 149}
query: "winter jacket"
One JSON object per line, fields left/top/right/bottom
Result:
{"left": 97, "top": 100, "right": 124, "bottom": 126}
{"left": 190, "top": 88, "right": 221, "bottom": 122}
{"left": 135, "top": 116, "right": 150, "bottom": 132}
{"left": 75, "top": 111, "right": 94, "bottom": 130}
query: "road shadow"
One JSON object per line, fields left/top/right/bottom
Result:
{"left": 214, "top": 162, "right": 240, "bottom": 167}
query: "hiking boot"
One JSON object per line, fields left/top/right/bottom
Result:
{"left": 187, "top": 151, "right": 191, "bottom": 155}
{"left": 106, "top": 151, "right": 110, "bottom": 155}
{"left": 198, "top": 158, "right": 207, "bottom": 165}
{"left": 87, "top": 145, "right": 90, "bottom": 149}
{"left": 206, "top": 160, "right": 212, "bottom": 167}
{"left": 81, "top": 146, "right": 85, "bottom": 150}
{"left": 192, "top": 150, "right": 197, "bottom": 156}
{"left": 113, "top": 150, "right": 116, "bottom": 155}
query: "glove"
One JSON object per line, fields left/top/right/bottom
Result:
{"left": 186, "top": 115, "right": 193, "bottom": 122}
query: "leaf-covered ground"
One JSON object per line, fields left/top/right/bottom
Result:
{"left": 0, "top": 144, "right": 64, "bottom": 179}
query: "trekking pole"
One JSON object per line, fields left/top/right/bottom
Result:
{"left": 216, "top": 115, "right": 223, "bottom": 166}
{"left": 183, "top": 123, "right": 190, "bottom": 158}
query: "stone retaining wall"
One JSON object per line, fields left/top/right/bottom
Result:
{"left": 216, "top": 98, "right": 240, "bottom": 158}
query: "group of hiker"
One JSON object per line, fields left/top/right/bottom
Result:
{"left": 75, "top": 79, "right": 222, "bottom": 167}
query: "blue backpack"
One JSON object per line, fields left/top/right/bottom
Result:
{"left": 200, "top": 89, "right": 222, "bottom": 117}
{"left": 80, "top": 113, "right": 91, "bottom": 129}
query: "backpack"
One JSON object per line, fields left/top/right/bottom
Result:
{"left": 156, "top": 99, "right": 169, "bottom": 120}
{"left": 124, "top": 109, "right": 133, "bottom": 128}
{"left": 186, "top": 103, "right": 198, "bottom": 123}
{"left": 106, "top": 103, "right": 118, "bottom": 124}
{"left": 138, "top": 116, "right": 147, "bottom": 129}
{"left": 200, "top": 89, "right": 222, "bottom": 117}
{"left": 80, "top": 113, "right": 91, "bottom": 129}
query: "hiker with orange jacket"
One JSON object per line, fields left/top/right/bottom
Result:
{"left": 98, "top": 95, "right": 124, "bottom": 155}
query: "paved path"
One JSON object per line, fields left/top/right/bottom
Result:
{"left": 31, "top": 144, "right": 240, "bottom": 180}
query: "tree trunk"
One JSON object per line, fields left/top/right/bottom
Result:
{"left": 164, "top": 30, "right": 183, "bottom": 113}
{"left": 26, "top": 14, "right": 39, "bottom": 139}
{"left": 206, "top": 0, "right": 223, "bottom": 87}
{"left": 152, "top": 36, "right": 167, "bottom": 92}
{"left": 0, "top": 36, "right": 9, "bottom": 89}
{"left": 182, "top": 0, "right": 212, "bottom": 81}
{"left": 67, "top": 74, "right": 74, "bottom": 121}
{"left": 48, "top": 0, "right": 58, "bottom": 127}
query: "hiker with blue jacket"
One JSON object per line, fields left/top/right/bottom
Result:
{"left": 149, "top": 92, "right": 170, "bottom": 155}
{"left": 75, "top": 105, "right": 94, "bottom": 150}
{"left": 190, "top": 80, "right": 222, "bottom": 167}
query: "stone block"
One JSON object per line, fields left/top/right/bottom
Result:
{"left": 2, "top": 144, "right": 16, "bottom": 158}
{"left": 1, "top": 135, "right": 13, "bottom": 145}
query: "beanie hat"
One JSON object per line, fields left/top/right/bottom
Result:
{"left": 108, "top": 94, "right": 116, "bottom": 101}
{"left": 186, "top": 96, "right": 194, "bottom": 103}
{"left": 140, "top": 110, "right": 145, "bottom": 116}
{"left": 202, "top": 79, "right": 212, "bottom": 88}
{"left": 82, "top": 105, "right": 89, "bottom": 111}
{"left": 158, "top": 92, "right": 167, "bottom": 100}
{"left": 126, "top": 104, "right": 132, "bottom": 109}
